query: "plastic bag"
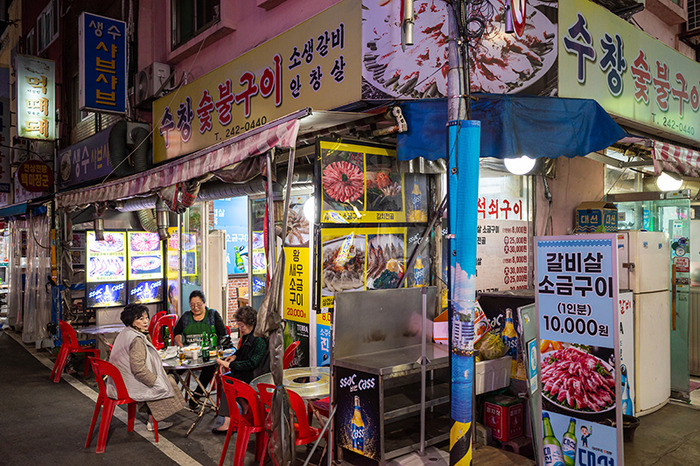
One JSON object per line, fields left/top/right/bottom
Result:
{"left": 475, "top": 331, "right": 507, "bottom": 360}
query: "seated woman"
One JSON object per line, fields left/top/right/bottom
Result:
{"left": 109, "top": 303, "right": 186, "bottom": 430}
{"left": 212, "top": 305, "right": 269, "bottom": 434}
{"left": 173, "top": 290, "right": 228, "bottom": 408}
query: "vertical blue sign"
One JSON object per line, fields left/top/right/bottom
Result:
{"left": 213, "top": 197, "right": 249, "bottom": 275}
{"left": 79, "top": 12, "right": 127, "bottom": 114}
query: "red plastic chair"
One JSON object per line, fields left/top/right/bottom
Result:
{"left": 85, "top": 357, "right": 159, "bottom": 453}
{"left": 257, "top": 383, "right": 275, "bottom": 413}
{"left": 50, "top": 321, "right": 101, "bottom": 383}
{"left": 225, "top": 325, "right": 231, "bottom": 336}
{"left": 288, "top": 388, "right": 326, "bottom": 449}
{"left": 147, "top": 311, "right": 166, "bottom": 339}
{"left": 151, "top": 315, "right": 177, "bottom": 350}
{"left": 283, "top": 340, "right": 300, "bottom": 370}
{"left": 218, "top": 376, "right": 268, "bottom": 466}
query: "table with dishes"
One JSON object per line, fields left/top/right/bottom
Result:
{"left": 161, "top": 346, "right": 236, "bottom": 436}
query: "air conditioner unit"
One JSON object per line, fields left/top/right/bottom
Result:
{"left": 135, "top": 62, "right": 171, "bottom": 107}
{"left": 689, "top": 0, "right": 700, "bottom": 33}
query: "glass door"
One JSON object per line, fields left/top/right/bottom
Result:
{"left": 610, "top": 192, "right": 691, "bottom": 399}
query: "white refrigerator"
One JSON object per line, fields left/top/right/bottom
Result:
{"left": 617, "top": 230, "right": 671, "bottom": 416}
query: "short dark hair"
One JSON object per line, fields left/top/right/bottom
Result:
{"left": 189, "top": 290, "right": 206, "bottom": 303}
{"left": 121, "top": 303, "right": 149, "bottom": 327}
{"left": 234, "top": 305, "right": 257, "bottom": 328}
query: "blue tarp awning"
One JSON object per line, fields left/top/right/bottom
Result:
{"left": 0, "top": 202, "right": 28, "bottom": 218}
{"left": 397, "top": 94, "right": 628, "bottom": 161}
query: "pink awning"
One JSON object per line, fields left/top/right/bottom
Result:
{"left": 56, "top": 111, "right": 303, "bottom": 208}
{"left": 652, "top": 141, "right": 700, "bottom": 178}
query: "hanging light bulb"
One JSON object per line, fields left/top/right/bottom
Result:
{"left": 656, "top": 172, "right": 683, "bottom": 191}
{"left": 504, "top": 156, "right": 536, "bottom": 175}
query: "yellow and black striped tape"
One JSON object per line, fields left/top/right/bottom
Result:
{"left": 450, "top": 420, "right": 472, "bottom": 466}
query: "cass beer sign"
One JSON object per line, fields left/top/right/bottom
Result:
{"left": 17, "top": 160, "right": 53, "bottom": 192}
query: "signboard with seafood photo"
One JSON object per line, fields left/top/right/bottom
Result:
{"left": 318, "top": 140, "right": 408, "bottom": 224}
{"left": 319, "top": 226, "right": 427, "bottom": 310}
{"left": 86, "top": 231, "right": 127, "bottom": 283}
{"left": 535, "top": 234, "right": 622, "bottom": 466}
{"left": 127, "top": 231, "right": 164, "bottom": 304}
{"left": 361, "top": 0, "right": 558, "bottom": 100}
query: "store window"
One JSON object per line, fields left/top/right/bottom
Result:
{"left": 180, "top": 204, "right": 203, "bottom": 308}
{"left": 171, "top": 0, "right": 220, "bottom": 49}
{"left": 25, "top": 29, "right": 35, "bottom": 55}
{"left": 474, "top": 166, "right": 532, "bottom": 294}
{"left": 37, "top": 0, "right": 58, "bottom": 54}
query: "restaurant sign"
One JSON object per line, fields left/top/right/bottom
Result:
{"left": 152, "top": 0, "right": 362, "bottom": 163}
{"left": 58, "top": 126, "right": 113, "bottom": 188}
{"left": 535, "top": 234, "right": 622, "bottom": 466}
{"left": 16, "top": 55, "right": 56, "bottom": 140}
{"left": 79, "top": 13, "right": 127, "bottom": 114}
{"left": 17, "top": 160, "right": 53, "bottom": 192}
{"left": 559, "top": 0, "right": 700, "bottom": 145}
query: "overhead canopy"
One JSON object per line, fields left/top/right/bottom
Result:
{"left": 0, "top": 202, "right": 28, "bottom": 218}
{"left": 652, "top": 141, "right": 700, "bottom": 178}
{"left": 397, "top": 94, "right": 628, "bottom": 161}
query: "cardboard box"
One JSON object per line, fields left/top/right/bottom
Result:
{"left": 433, "top": 309, "right": 448, "bottom": 345}
{"left": 574, "top": 201, "right": 618, "bottom": 233}
{"left": 475, "top": 356, "right": 512, "bottom": 395}
{"left": 483, "top": 395, "right": 524, "bottom": 442}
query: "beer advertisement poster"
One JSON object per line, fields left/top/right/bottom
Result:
{"left": 334, "top": 366, "right": 380, "bottom": 461}
{"left": 535, "top": 235, "right": 622, "bottom": 466}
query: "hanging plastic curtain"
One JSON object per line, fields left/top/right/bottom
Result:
{"left": 22, "top": 210, "right": 52, "bottom": 345}
{"left": 7, "top": 219, "right": 25, "bottom": 329}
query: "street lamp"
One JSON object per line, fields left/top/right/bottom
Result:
{"left": 504, "top": 155, "right": 536, "bottom": 175}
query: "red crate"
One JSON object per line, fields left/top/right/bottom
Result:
{"left": 483, "top": 395, "right": 524, "bottom": 442}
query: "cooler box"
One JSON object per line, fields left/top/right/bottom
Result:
{"left": 483, "top": 395, "right": 524, "bottom": 442}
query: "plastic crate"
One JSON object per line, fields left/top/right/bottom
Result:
{"left": 475, "top": 356, "right": 512, "bottom": 395}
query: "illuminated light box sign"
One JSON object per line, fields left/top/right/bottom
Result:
{"left": 128, "top": 280, "right": 163, "bottom": 304}
{"left": 87, "top": 282, "right": 127, "bottom": 308}
{"left": 16, "top": 54, "right": 56, "bottom": 140}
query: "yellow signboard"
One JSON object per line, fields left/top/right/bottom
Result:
{"left": 319, "top": 140, "right": 406, "bottom": 224}
{"left": 283, "top": 246, "right": 310, "bottom": 324}
{"left": 559, "top": 0, "right": 700, "bottom": 144}
{"left": 152, "top": 0, "right": 362, "bottom": 163}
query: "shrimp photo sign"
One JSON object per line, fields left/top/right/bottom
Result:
{"left": 535, "top": 235, "right": 622, "bottom": 466}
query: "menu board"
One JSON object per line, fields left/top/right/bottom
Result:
{"left": 536, "top": 235, "right": 622, "bottom": 466}
{"left": 127, "top": 231, "right": 163, "bottom": 280}
{"left": 86, "top": 231, "right": 127, "bottom": 283}
{"left": 182, "top": 233, "right": 198, "bottom": 276}
{"left": 319, "top": 226, "right": 429, "bottom": 310}
{"left": 318, "top": 140, "right": 409, "bottom": 224}
{"left": 87, "top": 282, "right": 127, "bottom": 308}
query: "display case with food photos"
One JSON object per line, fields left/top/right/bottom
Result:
{"left": 128, "top": 279, "right": 164, "bottom": 304}
{"left": 127, "top": 232, "right": 164, "bottom": 304}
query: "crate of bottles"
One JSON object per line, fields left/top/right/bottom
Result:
{"left": 483, "top": 395, "right": 524, "bottom": 442}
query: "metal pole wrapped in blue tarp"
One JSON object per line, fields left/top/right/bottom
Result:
{"left": 448, "top": 120, "right": 480, "bottom": 465}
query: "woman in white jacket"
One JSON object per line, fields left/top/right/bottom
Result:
{"left": 109, "top": 303, "right": 185, "bottom": 430}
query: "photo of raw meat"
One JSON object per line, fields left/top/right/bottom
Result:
{"left": 366, "top": 234, "right": 404, "bottom": 289}
{"left": 321, "top": 151, "right": 365, "bottom": 213}
{"left": 321, "top": 234, "right": 366, "bottom": 296}
{"left": 541, "top": 346, "right": 615, "bottom": 416}
{"left": 130, "top": 232, "right": 161, "bottom": 252}
{"left": 89, "top": 233, "right": 124, "bottom": 253}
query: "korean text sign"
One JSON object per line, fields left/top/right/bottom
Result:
{"left": 79, "top": 13, "right": 127, "bottom": 114}
{"left": 16, "top": 55, "right": 55, "bottom": 140}
{"left": 283, "top": 247, "right": 310, "bottom": 324}
{"left": 536, "top": 235, "right": 622, "bottom": 466}
{"left": 152, "top": 0, "right": 361, "bottom": 163}
{"left": 559, "top": 0, "right": 700, "bottom": 144}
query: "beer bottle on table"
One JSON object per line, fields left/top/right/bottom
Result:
{"left": 562, "top": 418, "right": 577, "bottom": 466}
{"left": 542, "top": 413, "right": 565, "bottom": 466}
{"left": 201, "top": 332, "right": 210, "bottom": 362}
{"left": 210, "top": 325, "right": 218, "bottom": 348}
{"left": 351, "top": 395, "right": 365, "bottom": 454}
{"left": 163, "top": 326, "right": 170, "bottom": 349}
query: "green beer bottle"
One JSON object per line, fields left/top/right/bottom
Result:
{"left": 562, "top": 418, "right": 577, "bottom": 466}
{"left": 542, "top": 413, "right": 565, "bottom": 466}
{"left": 210, "top": 325, "right": 218, "bottom": 348}
{"left": 201, "top": 332, "right": 210, "bottom": 362}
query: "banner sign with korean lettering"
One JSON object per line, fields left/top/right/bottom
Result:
{"left": 318, "top": 140, "right": 408, "bottom": 224}
{"left": 152, "top": 0, "right": 361, "bottom": 163}
{"left": 559, "top": 0, "right": 700, "bottom": 145}
{"left": 16, "top": 55, "right": 55, "bottom": 140}
{"left": 213, "top": 197, "right": 249, "bottom": 275}
{"left": 283, "top": 246, "right": 310, "bottom": 324}
{"left": 79, "top": 13, "right": 127, "bottom": 114}
{"left": 17, "top": 160, "right": 53, "bottom": 192}
{"left": 0, "top": 67, "right": 10, "bottom": 205}
{"left": 58, "top": 126, "right": 113, "bottom": 188}
{"left": 536, "top": 234, "right": 622, "bottom": 466}
{"left": 476, "top": 218, "right": 529, "bottom": 294}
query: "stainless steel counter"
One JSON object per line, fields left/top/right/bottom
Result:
{"left": 334, "top": 343, "right": 449, "bottom": 376}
